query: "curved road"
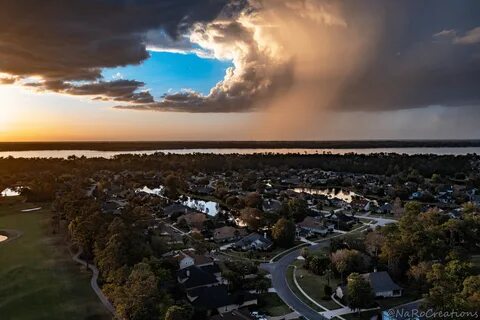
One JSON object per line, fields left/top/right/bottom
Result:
{"left": 71, "top": 249, "right": 118, "bottom": 318}
{"left": 261, "top": 241, "right": 331, "bottom": 320}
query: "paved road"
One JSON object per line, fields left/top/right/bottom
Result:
{"left": 262, "top": 223, "right": 385, "bottom": 320}
{"left": 261, "top": 241, "right": 331, "bottom": 320}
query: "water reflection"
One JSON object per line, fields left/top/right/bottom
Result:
{"left": 1, "top": 187, "right": 22, "bottom": 197}
{"left": 136, "top": 186, "right": 165, "bottom": 197}
{"left": 181, "top": 196, "right": 220, "bottom": 216}
{"left": 294, "top": 187, "right": 372, "bottom": 204}
{"left": 135, "top": 186, "right": 221, "bottom": 216}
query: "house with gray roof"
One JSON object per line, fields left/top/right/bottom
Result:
{"left": 363, "top": 271, "right": 403, "bottom": 298}
{"left": 232, "top": 233, "right": 273, "bottom": 251}
{"left": 336, "top": 271, "right": 402, "bottom": 299}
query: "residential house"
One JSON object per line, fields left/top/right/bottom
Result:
{"left": 337, "top": 271, "right": 402, "bottom": 299}
{"left": 377, "top": 203, "right": 393, "bottom": 215}
{"left": 325, "top": 212, "right": 358, "bottom": 230}
{"left": 177, "top": 212, "right": 207, "bottom": 230}
{"left": 177, "top": 264, "right": 221, "bottom": 291}
{"left": 296, "top": 216, "right": 329, "bottom": 237}
{"left": 213, "top": 226, "right": 247, "bottom": 243}
{"left": 187, "top": 285, "right": 257, "bottom": 315}
{"left": 173, "top": 250, "right": 214, "bottom": 270}
{"left": 233, "top": 233, "right": 273, "bottom": 251}
{"left": 363, "top": 271, "right": 403, "bottom": 298}
{"left": 164, "top": 203, "right": 196, "bottom": 218}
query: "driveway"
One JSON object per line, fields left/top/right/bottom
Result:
{"left": 358, "top": 212, "right": 398, "bottom": 227}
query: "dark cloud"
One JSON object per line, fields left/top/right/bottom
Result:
{"left": 26, "top": 80, "right": 155, "bottom": 104}
{"left": 332, "top": 0, "right": 480, "bottom": 112}
{"left": 0, "top": 76, "right": 17, "bottom": 85}
{"left": 0, "top": 0, "right": 232, "bottom": 101}
{"left": 117, "top": 0, "right": 480, "bottom": 113}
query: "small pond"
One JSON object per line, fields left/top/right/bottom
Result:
{"left": 135, "top": 185, "right": 165, "bottom": 197}
{"left": 1, "top": 187, "right": 23, "bottom": 197}
{"left": 293, "top": 187, "right": 372, "bottom": 204}
{"left": 181, "top": 196, "right": 220, "bottom": 217}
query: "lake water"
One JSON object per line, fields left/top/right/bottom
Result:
{"left": 294, "top": 187, "right": 373, "bottom": 204}
{"left": 135, "top": 186, "right": 165, "bottom": 197}
{"left": 1, "top": 188, "right": 21, "bottom": 197}
{"left": 181, "top": 196, "right": 220, "bottom": 216}
{"left": 0, "top": 147, "right": 480, "bottom": 159}
{"left": 135, "top": 186, "right": 221, "bottom": 216}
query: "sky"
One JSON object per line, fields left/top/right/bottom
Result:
{"left": 1, "top": 0, "right": 480, "bottom": 141}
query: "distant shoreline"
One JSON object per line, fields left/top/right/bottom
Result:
{"left": 1, "top": 140, "right": 480, "bottom": 152}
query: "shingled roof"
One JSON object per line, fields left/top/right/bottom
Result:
{"left": 362, "top": 271, "right": 402, "bottom": 294}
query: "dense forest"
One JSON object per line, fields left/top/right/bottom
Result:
{"left": 1, "top": 140, "right": 480, "bottom": 151}
{"left": 0, "top": 152, "right": 476, "bottom": 177}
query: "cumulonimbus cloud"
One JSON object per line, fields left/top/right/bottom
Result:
{"left": 118, "top": 10, "right": 296, "bottom": 113}
{"left": 117, "top": 0, "right": 480, "bottom": 113}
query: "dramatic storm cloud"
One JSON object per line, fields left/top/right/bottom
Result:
{"left": 1, "top": 0, "right": 479, "bottom": 114}
{"left": 118, "top": 0, "right": 480, "bottom": 113}
{"left": 0, "top": 0, "right": 231, "bottom": 102}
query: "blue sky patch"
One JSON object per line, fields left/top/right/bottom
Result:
{"left": 102, "top": 51, "right": 232, "bottom": 99}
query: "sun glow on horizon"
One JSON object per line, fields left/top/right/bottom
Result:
{"left": 0, "top": 86, "right": 21, "bottom": 131}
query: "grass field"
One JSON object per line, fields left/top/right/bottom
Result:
{"left": 293, "top": 260, "right": 342, "bottom": 310}
{"left": 257, "top": 293, "right": 291, "bottom": 316}
{"left": 0, "top": 200, "right": 110, "bottom": 320}
{"left": 285, "top": 265, "right": 325, "bottom": 312}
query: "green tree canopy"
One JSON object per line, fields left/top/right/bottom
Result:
{"left": 346, "top": 273, "right": 374, "bottom": 311}
{"left": 272, "top": 218, "right": 296, "bottom": 248}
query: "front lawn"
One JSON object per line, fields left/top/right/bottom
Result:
{"left": 374, "top": 287, "right": 421, "bottom": 310}
{"left": 257, "top": 293, "right": 292, "bottom": 316}
{"left": 294, "top": 261, "right": 342, "bottom": 310}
